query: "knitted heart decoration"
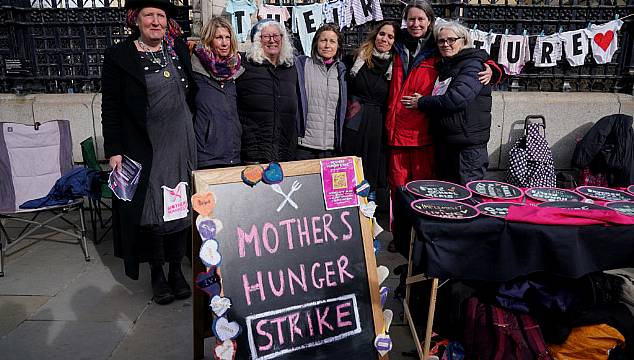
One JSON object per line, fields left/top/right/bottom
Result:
{"left": 210, "top": 295, "right": 232, "bottom": 317}
{"left": 191, "top": 192, "right": 215, "bottom": 216}
{"left": 213, "top": 316, "right": 242, "bottom": 341}
{"left": 195, "top": 268, "right": 221, "bottom": 297}
{"left": 199, "top": 239, "right": 222, "bottom": 267}
{"left": 262, "top": 162, "right": 284, "bottom": 184}
{"left": 213, "top": 339, "right": 236, "bottom": 360}
{"left": 374, "top": 334, "right": 392, "bottom": 356}
{"left": 241, "top": 165, "right": 264, "bottom": 187}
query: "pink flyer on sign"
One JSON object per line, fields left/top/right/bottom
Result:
{"left": 320, "top": 158, "right": 359, "bottom": 210}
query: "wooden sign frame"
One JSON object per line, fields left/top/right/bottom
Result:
{"left": 192, "top": 157, "right": 386, "bottom": 360}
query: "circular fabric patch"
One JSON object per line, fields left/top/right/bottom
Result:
{"left": 410, "top": 199, "right": 479, "bottom": 220}
{"left": 605, "top": 201, "right": 634, "bottom": 217}
{"left": 537, "top": 201, "right": 612, "bottom": 211}
{"left": 525, "top": 187, "right": 585, "bottom": 203}
{"left": 405, "top": 180, "right": 471, "bottom": 200}
{"left": 476, "top": 202, "right": 521, "bottom": 219}
{"left": 467, "top": 180, "right": 524, "bottom": 200}
{"left": 576, "top": 186, "right": 634, "bottom": 202}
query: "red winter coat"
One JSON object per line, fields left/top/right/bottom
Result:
{"left": 385, "top": 44, "right": 439, "bottom": 147}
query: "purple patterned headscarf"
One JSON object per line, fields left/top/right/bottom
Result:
{"left": 126, "top": 8, "right": 182, "bottom": 57}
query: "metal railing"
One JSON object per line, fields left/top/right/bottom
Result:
{"left": 344, "top": 0, "right": 634, "bottom": 93}
{"left": 0, "top": 0, "right": 190, "bottom": 93}
{"left": 0, "top": 0, "right": 632, "bottom": 93}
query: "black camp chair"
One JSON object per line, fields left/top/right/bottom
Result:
{"left": 0, "top": 120, "right": 90, "bottom": 277}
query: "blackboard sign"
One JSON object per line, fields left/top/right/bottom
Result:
{"left": 475, "top": 202, "right": 520, "bottom": 219}
{"left": 410, "top": 199, "right": 479, "bottom": 220}
{"left": 525, "top": 187, "right": 585, "bottom": 202}
{"left": 606, "top": 201, "right": 634, "bottom": 217}
{"left": 466, "top": 180, "right": 523, "bottom": 200}
{"left": 192, "top": 158, "right": 384, "bottom": 360}
{"left": 537, "top": 201, "right": 612, "bottom": 211}
{"left": 576, "top": 186, "right": 634, "bottom": 202}
{"left": 405, "top": 180, "right": 471, "bottom": 200}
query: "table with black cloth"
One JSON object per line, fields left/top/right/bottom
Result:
{"left": 392, "top": 187, "right": 634, "bottom": 283}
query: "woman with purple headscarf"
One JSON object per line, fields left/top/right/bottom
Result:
{"left": 101, "top": 0, "right": 197, "bottom": 305}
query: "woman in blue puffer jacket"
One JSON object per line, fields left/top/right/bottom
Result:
{"left": 192, "top": 16, "right": 244, "bottom": 169}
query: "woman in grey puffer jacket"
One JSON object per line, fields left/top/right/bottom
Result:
{"left": 295, "top": 23, "right": 347, "bottom": 160}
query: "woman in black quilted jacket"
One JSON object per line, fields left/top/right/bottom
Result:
{"left": 407, "top": 20, "right": 495, "bottom": 185}
{"left": 236, "top": 19, "right": 298, "bottom": 163}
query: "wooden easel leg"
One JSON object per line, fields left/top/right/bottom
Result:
{"left": 402, "top": 227, "right": 440, "bottom": 360}
{"left": 422, "top": 278, "right": 439, "bottom": 360}
{"left": 404, "top": 228, "right": 416, "bottom": 326}
{"left": 403, "top": 298, "right": 423, "bottom": 359}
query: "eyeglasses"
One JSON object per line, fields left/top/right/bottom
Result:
{"left": 261, "top": 34, "right": 283, "bottom": 42}
{"left": 436, "top": 37, "right": 463, "bottom": 46}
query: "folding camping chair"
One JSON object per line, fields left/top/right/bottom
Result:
{"left": 0, "top": 120, "right": 90, "bottom": 277}
{"left": 80, "top": 137, "right": 112, "bottom": 244}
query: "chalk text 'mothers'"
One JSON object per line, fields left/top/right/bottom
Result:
{"left": 235, "top": 211, "right": 357, "bottom": 306}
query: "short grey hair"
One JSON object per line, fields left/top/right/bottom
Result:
{"left": 433, "top": 20, "right": 472, "bottom": 49}
{"left": 246, "top": 21, "right": 295, "bottom": 66}
{"left": 402, "top": 0, "right": 435, "bottom": 25}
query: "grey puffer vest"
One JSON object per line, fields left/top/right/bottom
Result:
{"left": 298, "top": 57, "right": 340, "bottom": 150}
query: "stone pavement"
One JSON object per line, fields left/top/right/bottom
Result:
{"left": 0, "top": 210, "right": 418, "bottom": 360}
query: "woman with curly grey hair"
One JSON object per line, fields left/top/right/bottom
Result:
{"left": 236, "top": 19, "right": 298, "bottom": 163}
{"left": 412, "top": 20, "right": 493, "bottom": 184}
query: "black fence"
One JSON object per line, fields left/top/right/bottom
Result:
{"left": 343, "top": 0, "right": 634, "bottom": 93}
{"left": 0, "top": 0, "right": 191, "bottom": 93}
{"left": 0, "top": 0, "right": 632, "bottom": 93}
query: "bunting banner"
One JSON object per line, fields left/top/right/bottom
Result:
{"left": 225, "top": 0, "right": 258, "bottom": 43}
{"left": 293, "top": 3, "right": 325, "bottom": 53}
{"left": 225, "top": 0, "right": 627, "bottom": 74}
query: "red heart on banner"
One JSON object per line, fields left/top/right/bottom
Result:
{"left": 594, "top": 30, "right": 614, "bottom": 52}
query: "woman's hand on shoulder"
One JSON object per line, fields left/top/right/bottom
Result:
{"left": 478, "top": 63, "right": 492, "bottom": 85}
{"left": 109, "top": 155, "right": 123, "bottom": 172}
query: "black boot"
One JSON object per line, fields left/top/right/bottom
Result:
{"left": 151, "top": 263, "right": 175, "bottom": 305}
{"left": 168, "top": 262, "right": 191, "bottom": 300}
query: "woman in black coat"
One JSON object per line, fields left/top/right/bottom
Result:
{"left": 236, "top": 19, "right": 298, "bottom": 163}
{"left": 410, "top": 20, "right": 493, "bottom": 185}
{"left": 101, "top": 0, "right": 197, "bottom": 304}
{"left": 342, "top": 20, "right": 398, "bottom": 201}
{"left": 192, "top": 16, "right": 243, "bottom": 168}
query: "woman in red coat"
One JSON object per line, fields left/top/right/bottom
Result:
{"left": 386, "top": 0, "right": 500, "bottom": 252}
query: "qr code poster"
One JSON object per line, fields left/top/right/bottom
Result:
{"left": 321, "top": 157, "right": 359, "bottom": 210}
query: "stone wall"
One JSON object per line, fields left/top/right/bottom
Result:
{"left": 1, "top": 92, "right": 632, "bottom": 177}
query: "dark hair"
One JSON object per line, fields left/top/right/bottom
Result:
{"left": 311, "top": 23, "right": 343, "bottom": 60}
{"left": 402, "top": 0, "right": 435, "bottom": 32}
{"left": 356, "top": 21, "right": 398, "bottom": 69}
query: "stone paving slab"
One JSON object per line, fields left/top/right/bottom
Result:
{"left": 0, "top": 238, "right": 94, "bottom": 296}
{"left": 30, "top": 269, "right": 150, "bottom": 322}
{"left": 0, "top": 319, "right": 132, "bottom": 360}
{"left": 0, "top": 295, "right": 49, "bottom": 337}
{"left": 110, "top": 300, "right": 193, "bottom": 360}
